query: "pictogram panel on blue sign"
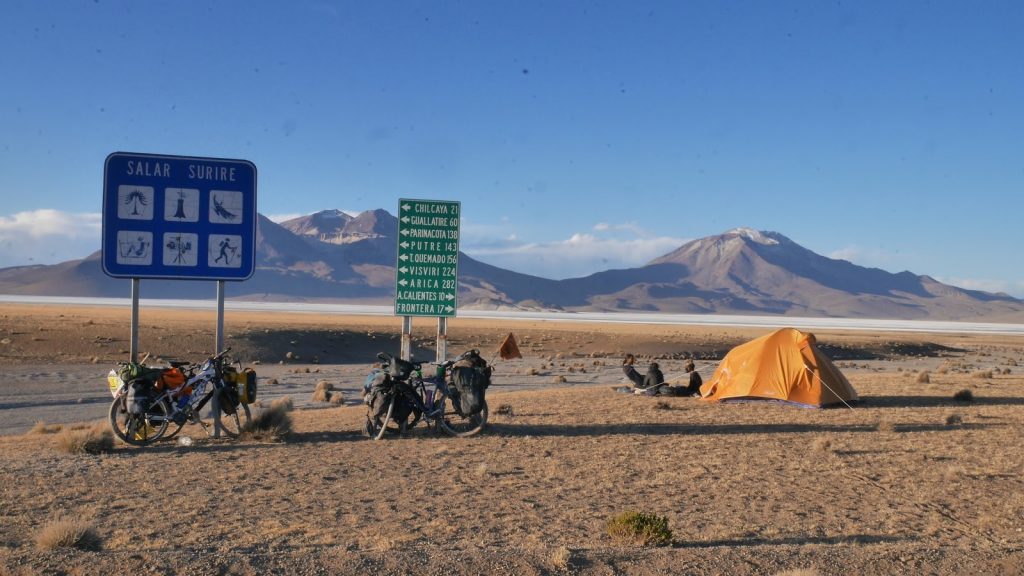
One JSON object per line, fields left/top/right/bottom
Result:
{"left": 102, "top": 152, "right": 257, "bottom": 280}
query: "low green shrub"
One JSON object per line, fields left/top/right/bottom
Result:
{"left": 605, "top": 511, "right": 672, "bottom": 546}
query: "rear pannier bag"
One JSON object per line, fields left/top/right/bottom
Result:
{"left": 225, "top": 366, "right": 258, "bottom": 405}
{"left": 365, "top": 371, "right": 413, "bottom": 425}
{"left": 126, "top": 379, "right": 155, "bottom": 415}
{"left": 449, "top": 366, "right": 491, "bottom": 416}
{"left": 237, "top": 368, "right": 257, "bottom": 405}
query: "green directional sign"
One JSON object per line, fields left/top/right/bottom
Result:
{"left": 394, "top": 199, "right": 460, "bottom": 317}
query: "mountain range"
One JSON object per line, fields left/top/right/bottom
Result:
{"left": 1, "top": 209, "right": 1022, "bottom": 321}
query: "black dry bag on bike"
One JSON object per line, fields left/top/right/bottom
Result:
{"left": 366, "top": 371, "right": 414, "bottom": 425}
{"left": 450, "top": 366, "right": 490, "bottom": 416}
{"left": 126, "top": 379, "right": 154, "bottom": 415}
{"left": 219, "top": 386, "right": 241, "bottom": 415}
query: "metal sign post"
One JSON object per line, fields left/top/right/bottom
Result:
{"left": 130, "top": 278, "right": 140, "bottom": 362}
{"left": 400, "top": 316, "right": 413, "bottom": 361}
{"left": 216, "top": 280, "right": 226, "bottom": 354}
{"left": 437, "top": 316, "right": 447, "bottom": 364}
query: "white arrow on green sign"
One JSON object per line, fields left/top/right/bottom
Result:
{"left": 394, "top": 199, "right": 460, "bottom": 317}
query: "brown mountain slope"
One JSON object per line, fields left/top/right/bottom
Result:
{"left": 546, "top": 228, "right": 1023, "bottom": 320}
{"left": 0, "top": 218, "right": 1021, "bottom": 320}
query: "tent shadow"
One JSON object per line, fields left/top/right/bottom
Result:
{"left": 860, "top": 395, "right": 1024, "bottom": 409}
{"left": 488, "top": 422, "right": 878, "bottom": 438}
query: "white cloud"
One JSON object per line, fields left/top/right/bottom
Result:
{"left": 0, "top": 210, "right": 102, "bottom": 268}
{"left": 266, "top": 210, "right": 362, "bottom": 223}
{"left": 828, "top": 245, "right": 901, "bottom": 267}
{"left": 266, "top": 213, "right": 303, "bottom": 223}
{"left": 463, "top": 227, "right": 688, "bottom": 279}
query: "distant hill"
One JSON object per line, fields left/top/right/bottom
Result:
{"left": 1, "top": 214, "right": 1021, "bottom": 321}
{"left": 553, "top": 228, "right": 1024, "bottom": 320}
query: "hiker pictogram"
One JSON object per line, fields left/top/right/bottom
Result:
{"left": 208, "top": 234, "right": 242, "bottom": 268}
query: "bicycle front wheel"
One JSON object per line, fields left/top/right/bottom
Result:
{"left": 216, "top": 402, "right": 252, "bottom": 438}
{"left": 108, "top": 395, "right": 170, "bottom": 446}
{"left": 437, "top": 394, "right": 488, "bottom": 437}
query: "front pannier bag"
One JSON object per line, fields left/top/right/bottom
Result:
{"left": 449, "top": 365, "right": 491, "bottom": 416}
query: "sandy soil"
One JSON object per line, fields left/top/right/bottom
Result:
{"left": 1, "top": 304, "right": 1023, "bottom": 575}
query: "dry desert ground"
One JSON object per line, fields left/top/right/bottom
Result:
{"left": 1, "top": 304, "right": 1023, "bottom": 575}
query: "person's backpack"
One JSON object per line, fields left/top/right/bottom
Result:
{"left": 449, "top": 362, "right": 492, "bottom": 416}
{"left": 125, "top": 379, "right": 155, "bottom": 414}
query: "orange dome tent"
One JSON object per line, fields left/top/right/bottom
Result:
{"left": 700, "top": 328, "right": 858, "bottom": 408}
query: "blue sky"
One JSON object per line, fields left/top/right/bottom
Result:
{"left": 2, "top": 1, "right": 1022, "bottom": 296}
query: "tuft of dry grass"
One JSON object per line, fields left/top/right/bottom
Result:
{"left": 273, "top": 396, "right": 295, "bottom": 411}
{"left": 551, "top": 545, "right": 573, "bottom": 570}
{"left": 329, "top": 391, "right": 345, "bottom": 405}
{"left": 495, "top": 404, "right": 514, "bottom": 416}
{"left": 972, "top": 370, "right": 993, "bottom": 379}
{"left": 54, "top": 421, "right": 113, "bottom": 454}
{"left": 953, "top": 389, "right": 974, "bottom": 402}
{"left": 311, "top": 388, "right": 332, "bottom": 403}
{"left": 28, "top": 421, "right": 63, "bottom": 435}
{"left": 916, "top": 371, "right": 930, "bottom": 383}
{"left": 653, "top": 400, "right": 672, "bottom": 410}
{"left": 34, "top": 518, "right": 102, "bottom": 551}
{"left": 875, "top": 420, "right": 897, "bottom": 433}
{"left": 811, "top": 437, "right": 833, "bottom": 452}
{"left": 945, "top": 413, "right": 964, "bottom": 426}
{"left": 241, "top": 397, "right": 294, "bottom": 442}
{"left": 605, "top": 511, "right": 672, "bottom": 546}
{"left": 315, "top": 380, "right": 334, "bottom": 392}
{"left": 551, "top": 375, "right": 567, "bottom": 384}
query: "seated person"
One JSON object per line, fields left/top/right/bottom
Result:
{"left": 681, "top": 361, "right": 703, "bottom": 397}
{"left": 621, "top": 353, "right": 644, "bottom": 388}
{"left": 639, "top": 361, "right": 667, "bottom": 395}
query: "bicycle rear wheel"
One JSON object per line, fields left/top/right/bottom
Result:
{"left": 436, "top": 393, "right": 488, "bottom": 437}
{"left": 108, "top": 395, "right": 170, "bottom": 446}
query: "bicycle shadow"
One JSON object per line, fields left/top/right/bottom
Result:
{"left": 110, "top": 429, "right": 367, "bottom": 456}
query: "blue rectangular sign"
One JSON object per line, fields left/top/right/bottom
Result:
{"left": 102, "top": 152, "right": 257, "bottom": 281}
